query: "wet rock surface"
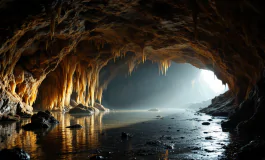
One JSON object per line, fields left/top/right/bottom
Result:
{"left": 199, "top": 91, "right": 235, "bottom": 117}
{"left": 0, "top": 110, "right": 231, "bottom": 159}
{"left": 94, "top": 103, "right": 109, "bottom": 112}
{"left": 206, "top": 73, "right": 265, "bottom": 159}
{"left": 0, "top": 2, "right": 265, "bottom": 159}
{"left": 0, "top": 0, "right": 265, "bottom": 126}
{"left": 69, "top": 104, "right": 95, "bottom": 114}
{"left": 0, "top": 147, "right": 30, "bottom": 160}
{"left": 22, "top": 111, "right": 59, "bottom": 130}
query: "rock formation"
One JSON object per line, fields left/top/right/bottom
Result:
{"left": 22, "top": 110, "right": 59, "bottom": 130}
{"left": 1, "top": 0, "right": 265, "bottom": 148}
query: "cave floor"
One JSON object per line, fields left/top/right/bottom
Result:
{"left": 0, "top": 109, "right": 232, "bottom": 160}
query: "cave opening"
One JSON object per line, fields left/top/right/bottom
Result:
{"left": 102, "top": 60, "right": 228, "bottom": 110}
{"left": 1, "top": 0, "right": 265, "bottom": 159}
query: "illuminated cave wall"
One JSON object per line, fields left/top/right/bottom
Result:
{"left": 0, "top": 0, "right": 264, "bottom": 114}
{"left": 35, "top": 53, "right": 110, "bottom": 111}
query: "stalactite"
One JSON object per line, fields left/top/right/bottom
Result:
{"left": 128, "top": 58, "right": 136, "bottom": 76}
{"left": 158, "top": 60, "right": 171, "bottom": 75}
{"left": 93, "top": 39, "right": 106, "bottom": 51}
{"left": 36, "top": 52, "right": 110, "bottom": 110}
{"left": 1, "top": 0, "right": 263, "bottom": 116}
{"left": 85, "top": 69, "right": 92, "bottom": 105}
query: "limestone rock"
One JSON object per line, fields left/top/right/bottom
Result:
{"left": 70, "top": 99, "right": 78, "bottom": 107}
{"left": 94, "top": 103, "right": 109, "bottom": 112}
{"left": 69, "top": 104, "right": 94, "bottom": 114}
{"left": 22, "top": 111, "right": 59, "bottom": 130}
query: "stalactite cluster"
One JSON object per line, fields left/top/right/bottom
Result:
{"left": 36, "top": 55, "right": 110, "bottom": 111}
{"left": 0, "top": 0, "right": 264, "bottom": 115}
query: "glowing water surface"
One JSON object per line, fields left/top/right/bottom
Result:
{"left": 0, "top": 109, "right": 231, "bottom": 160}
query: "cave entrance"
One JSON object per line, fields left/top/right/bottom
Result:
{"left": 101, "top": 60, "right": 228, "bottom": 110}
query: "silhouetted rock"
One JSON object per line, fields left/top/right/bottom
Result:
{"left": 202, "top": 122, "right": 210, "bottom": 125}
{"left": 205, "top": 136, "right": 213, "bottom": 140}
{"left": 121, "top": 132, "right": 133, "bottom": 139}
{"left": 204, "top": 149, "right": 214, "bottom": 152}
{"left": 0, "top": 147, "right": 30, "bottom": 160}
{"left": 22, "top": 111, "right": 59, "bottom": 130}
{"left": 66, "top": 124, "right": 82, "bottom": 128}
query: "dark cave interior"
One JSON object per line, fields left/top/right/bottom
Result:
{"left": 1, "top": 0, "right": 265, "bottom": 159}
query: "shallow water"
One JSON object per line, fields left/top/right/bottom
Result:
{"left": 0, "top": 109, "right": 231, "bottom": 160}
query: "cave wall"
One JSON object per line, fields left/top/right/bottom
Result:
{"left": 36, "top": 54, "right": 109, "bottom": 111}
{"left": 0, "top": 0, "right": 265, "bottom": 116}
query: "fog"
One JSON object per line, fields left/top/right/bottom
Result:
{"left": 102, "top": 61, "right": 228, "bottom": 109}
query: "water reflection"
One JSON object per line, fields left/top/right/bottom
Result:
{"left": 0, "top": 110, "right": 230, "bottom": 160}
{"left": 0, "top": 112, "right": 107, "bottom": 159}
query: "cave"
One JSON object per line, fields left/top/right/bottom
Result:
{"left": 0, "top": 0, "right": 265, "bottom": 159}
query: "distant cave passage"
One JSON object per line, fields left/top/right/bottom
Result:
{"left": 101, "top": 61, "right": 228, "bottom": 109}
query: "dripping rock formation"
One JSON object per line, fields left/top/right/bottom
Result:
{"left": 1, "top": 0, "right": 265, "bottom": 158}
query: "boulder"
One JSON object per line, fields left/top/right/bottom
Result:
{"left": 22, "top": 110, "right": 59, "bottom": 130}
{"left": 202, "top": 122, "right": 210, "bottom": 125}
{"left": 0, "top": 147, "right": 30, "bottom": 160}
{"left": 69, "top": 107, "right": 93, "bottom": 114}
{"left": 70, "top": 99, "right": 78, "bottom": 107}
{"left": 94, "top": 103, "right": 109, "bottom": 111}
{"left": 69, "top": 104, "right": 98, "bottom": 114}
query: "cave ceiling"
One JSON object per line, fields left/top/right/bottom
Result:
{"left": 0, "top": 0, "right": 264, "bottom": 112}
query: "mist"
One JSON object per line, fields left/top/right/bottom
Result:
{"left": 102, "top": 61, "right": 228, "bottom": 109}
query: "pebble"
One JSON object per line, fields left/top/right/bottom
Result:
{"left": 202, "top": 122, "right": 211, "bottom": 125}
